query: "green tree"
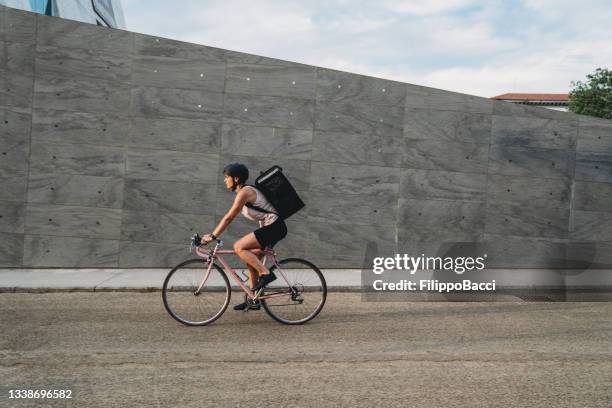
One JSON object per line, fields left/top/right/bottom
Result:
{"left": 569, "top": 68, "right": 612, "bottom": 119}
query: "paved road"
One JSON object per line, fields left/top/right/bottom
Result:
{"left": 1, "top": 293, "right": 610, "bottom": 407}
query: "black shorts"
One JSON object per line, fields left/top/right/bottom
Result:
{"left": 254, "top": 218, "right": 287, "bottom": 249}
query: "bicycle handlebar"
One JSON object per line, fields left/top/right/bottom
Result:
{"left": 191, "top": 233, "right": 222, "bottom": 248}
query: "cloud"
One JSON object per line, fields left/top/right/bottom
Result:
{"left": 383, "top": 0, "right": 477, "bottom": 15}
{"left": 327, "top": 16, "right": 397, "bottom": 35}
{"left": 121, "top": 0, "right": 612, "bottom": 97}
{"left": 423, "top": 16, "right": 520, "bottom": 55}
{"left": 415, "top": 37, "right": 612, "bottom": 97}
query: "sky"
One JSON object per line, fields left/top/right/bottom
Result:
{"left": 121, "top": 0, "right": 612, "bottom": 98}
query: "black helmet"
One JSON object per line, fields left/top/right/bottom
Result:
{"left": 223, "top": 163, "right": 249, "bottom": 190}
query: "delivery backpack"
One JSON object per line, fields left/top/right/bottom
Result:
{"left": 245, "top": 166, "right": 305, "bottom": 220}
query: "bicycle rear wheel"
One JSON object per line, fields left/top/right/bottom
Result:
{"left": 261, "top": 258, "right": 326, "bottom": 325}
{"left": 162, "top": 259, "right": 230, "bottom": 326}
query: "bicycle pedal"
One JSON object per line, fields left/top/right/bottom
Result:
{"left": 246, "top": 300, "right": 261, "bottom": 312}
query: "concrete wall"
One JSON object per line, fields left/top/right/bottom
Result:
{"left": 1, "top": 5, "right": 612, "bottom": 269}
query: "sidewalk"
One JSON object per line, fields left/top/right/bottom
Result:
{"left": 2, "top": 268, "right": 612, "bottom": 288}
{"left": 1, "top": 269, "right": 611, "bottom": 301}
{"left": 0, "top": 269, "right": 362, "bottom": 292}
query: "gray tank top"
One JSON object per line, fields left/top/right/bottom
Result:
{"left": 241, "top": 186, "right": 279, "bottom": 227}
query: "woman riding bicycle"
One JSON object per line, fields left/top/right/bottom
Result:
{"left": 202, "top": 163, "right": 287, "bottom": 311}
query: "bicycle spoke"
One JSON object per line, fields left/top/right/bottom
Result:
{"left": 162, "top": 260, "right": 230, "bottom": 326}
{"left": 261, "top": 259, "right": 327, "bottom": 325}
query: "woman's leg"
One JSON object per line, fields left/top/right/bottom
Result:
{"left": 233, "top": 233, "right": 270, "bottom": 276}
{"left": 246, "top": 255, "right": 264, "bottom": 288}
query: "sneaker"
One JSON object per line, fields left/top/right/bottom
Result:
{"left": 252, "top": 272, "right": 277, "bottom": 291}
{"left": 233, "top": 300, "right": 261, "bottom": 311}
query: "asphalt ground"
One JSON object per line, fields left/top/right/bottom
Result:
{"left": 0, "top": 292, "right": 611, "bottom": 407}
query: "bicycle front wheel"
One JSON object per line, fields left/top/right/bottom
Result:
{"left": 261, "top": 258, "right": 327, "bottom": 325}
{"left": 162, "top": 259, "right": 230, "bottom": 326}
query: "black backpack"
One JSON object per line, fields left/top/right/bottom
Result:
{"left": 245, "top": 166, "right": 305, "bottom": 220}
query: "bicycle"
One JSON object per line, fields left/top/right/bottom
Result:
{"left": 162, "top": 234, "right": 327, "bottom": 326}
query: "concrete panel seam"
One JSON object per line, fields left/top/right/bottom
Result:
{"left": 568, "top": 121, "right": 579, "bottom": 256}
{"left": 483, "top": 111, "right": 494, "bottom": 245}
{"left": 214, "top": 59, "right": 228, "bottom": 225}
{"left": 398, "top": 194, "right": 487, "bottom": 205}
{"left": 29, "top": 138, "right": 129, "bottom": 150}
{"left": 399, "top": 163, "right": 487, "bottom": 175}
{"left": 24, "top": 232, "right": 121, "bottom": 242}
{"left": 122, "top": 176, "right": 218, "bottom": 185}
{"left": 484, "top": 232, "right": 569, "bottom": 243}
{"left": 309, "top": 159, "right": 402, "bottom": 172}
{"left": 121, "top": 61, "right": 130, "bottom": 227}
{"left": 19, "top": 12, "right": 40, "bottom": 267}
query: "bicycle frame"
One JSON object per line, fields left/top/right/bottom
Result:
{"left": 193, "top": 242, "right": 293, "bottom": 302}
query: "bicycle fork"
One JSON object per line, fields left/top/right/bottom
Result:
{"left": 194, "top": 260, "right": 214, "bottom": 296}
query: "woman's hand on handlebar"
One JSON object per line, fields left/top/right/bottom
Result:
{"left": 202, "top": 233, "right": 216, "bottom": 244}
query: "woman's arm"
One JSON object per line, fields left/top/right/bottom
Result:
{"left": 205, "top": 188, "right": 254, "bottom": 241}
